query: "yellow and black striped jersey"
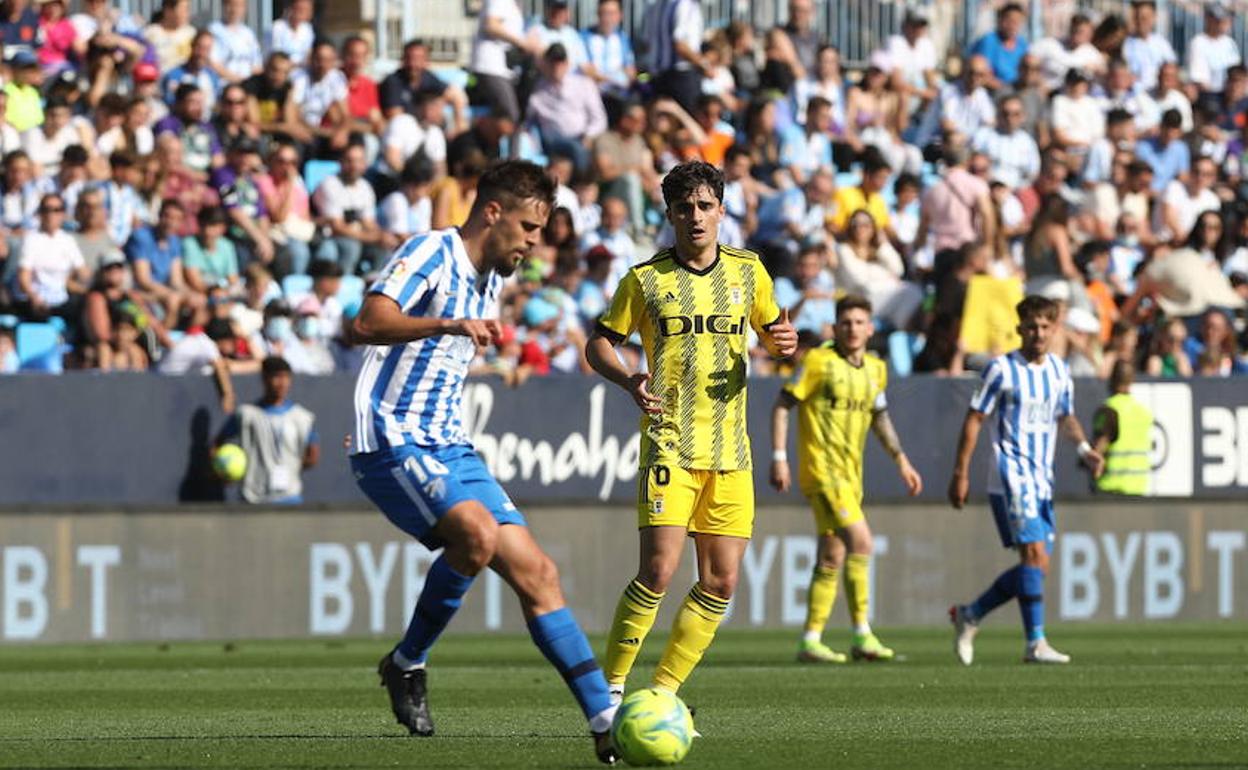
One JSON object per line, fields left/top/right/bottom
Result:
{"left": 783, "top": 343, "right": 888, "bottom": 496}
{"left": 597, "top": 245, "right": 781, "bottom": 470}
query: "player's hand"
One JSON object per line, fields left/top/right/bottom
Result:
{"left": 769, "top": 459, "right": 790, "bottom": 492}
{"left": 767, "top": 309, "right": 798, "bottom": 358}
{"left": 1082, "top": 448, "right": 1106, "bottom": 479}
{"left": 451, "top": 318, "right": 502, "bottom": 347}
{"left": 625, "top": 372, "right": 663, "bottom": 415}
{"left": 947, "top": 472, "right": 969, "bottom": 510}
{"left": 898, "top": 456, "right": 923, "bottom": 496}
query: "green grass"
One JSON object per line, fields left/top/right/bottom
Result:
{"left": 2, "top": 624, "right": 1247, "bottom": 769}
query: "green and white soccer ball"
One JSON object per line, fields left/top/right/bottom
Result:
{"left": 611, "top": 688, "right": 694, "bottom": 766}
{"left": 212, "top": 443, "right": 247, "bottom": 482}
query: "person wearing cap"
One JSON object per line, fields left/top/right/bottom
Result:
{"left": 4, "top": 51, "right": 43, "bottom": 132}
{"left": 208, "top": 0, "right": 261, "bottom": 83}
{"left": 525, "top": 42, "right": 606, "bottom": 175}
{"left": 130, "top": 60, "right": 169, "bottom": 125}
{"left": 968, "top": 2, "right": 1029, "bottom": 91}
{"left": 972, "top": 93, "right": 1040, "bottom": 190}
{"left": 210, "top": 135, "right": 274, "bottom": 269}
{"left": 14, "top": 192, "right": 86, "bottom": 322}
{"left": 1188, "top": 3, "right": 1240, "bottom": 96}
{"left": 161, "top": 29, "right": 222, "bottom": 112}
{"left": 1050, "top": 68, "right": 1104, "bottom": 161}
{"left": 81, "top": 245, "right": 168, "bottom": 370}
{"left": 153, "top": 83, "right": 225, "bottom": 177}
{"left": 1123, "top": 0, "right": 1176, "bottom": 91}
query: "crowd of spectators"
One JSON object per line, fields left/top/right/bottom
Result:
{"left": 0, "top": 0, "right": 1245, "bottom": 381}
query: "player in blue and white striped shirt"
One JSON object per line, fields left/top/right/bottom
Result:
{"left": 349, "top": 161, "right": 618, "bottom": 764}
{"left": 947, "top": 296, "right": 1105, "bottom": 665}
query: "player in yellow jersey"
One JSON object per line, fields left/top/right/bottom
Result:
{"left": 586, "top": 161, "right": 797, "bottom": 703}
{"left": 770, "top": 294, "right": 923, "bottom": 663}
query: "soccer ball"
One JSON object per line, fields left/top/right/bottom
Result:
{"left": 610, "top": 688, "right": 694, "bottom": 766}
{"left": 212, "top": 444, "right": 247, "bottom": 482}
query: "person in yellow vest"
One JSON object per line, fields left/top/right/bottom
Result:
{"left": 1091, "top": 361, "right": 1154, "bottom": 495}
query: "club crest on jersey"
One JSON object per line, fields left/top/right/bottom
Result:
{"left": 730, "top": 285, "right": 742, "bottom": 304}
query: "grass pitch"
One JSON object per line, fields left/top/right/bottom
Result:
{"left": 1, "top": 623, "right": 1245, "bottom": 769}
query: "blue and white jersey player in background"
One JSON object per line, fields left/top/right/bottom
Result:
{"left": 946, "top": 295, "right": 1105, "bottom": 665}
{"left": 347, "top": 160, "right": 619, "bottom": 765}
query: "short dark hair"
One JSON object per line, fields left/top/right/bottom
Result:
{"left": 109, "top": 150, "right": 138, "bottom": 168}
{"left": 261, "top": 356, "right": 292, "bottom": 377}
{"left": 473, "top": 160, "right": 557, "bottom": 214}
{"left": 724, "top": 143, "right": 751, "bottom": 164}
{"left": 837, "top": 294, "right": 873, "bottom": 317}
{"left": 1017, "top": 295, "right": 1060, "bottom": 323}
{"left": 661, "top": 161, "right": 724, "bottom": 209}
{"left": 205, "top": 318, "right": 235, "bottom": 341}
{"left": 894, "top": 172, "right": 920, "bottom": 193}
{"left": 308, "top": 258, "right": 344, "bottom": 279}
{"left": 198, "top": 205, "right": 228, "bottom": 229}
{"left": 159, "top": 198, "right": 185, "bottom": 215}
{"left": 174, "top": 83, "right": 201, "bottom": 103}
{"left": 61, "top": 144, "right": 89, "bottom": 168}
{"left": 861, "top": 146, "right": 892, "bottom": 175}
{"left": 1106, "top": 108, "right": 1133, "bottom": 126}
{"left": 1000, "top": 2, "right": 1025, "bottom": 16}
{"left": 1161, "top": 108, "right": 1183, "bottom": 129}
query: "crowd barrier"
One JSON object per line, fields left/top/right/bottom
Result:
{"left": 0, "top": 501, "right": 1242, "bottom": 643}
{"left": 0, "top": 374, "right": 1245, "bottom": 507}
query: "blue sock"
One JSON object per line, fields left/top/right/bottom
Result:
{"left": 528, "top": 607, "right": 613, "bottom": 727}
{"left": 969, "top": 565, "right": 1022, "bottom": 621}
{"left": 1019, "top": 566, "right": 1046, "bottom": 642}
{"left": 396, "top": 556, "right": 475, "bottom": 665}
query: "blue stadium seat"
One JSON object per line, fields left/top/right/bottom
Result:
{"left": 303, "top": 160, "right": 341, "bottom": 195}
{"left": 337, "top": 274, "right": 365, "bottom": 307}
{"left": 282, "top": 274, "right": 314, "bottom": 304}
{"left": 888, "top": 330, "right": 923, "bottom": 378}
{"left": 433, "top": 67, "right": 470, "bottom": 90}
{"left": 16, "top": 322, "right": 65, "bottom": 373}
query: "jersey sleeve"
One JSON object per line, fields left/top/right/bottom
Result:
{"left": 369, "top": 236, "right": 448, "bottom": 314}
{"left": 1057, "top": 365, "right": 1075, "bottom": 418}
{"left": 750, "top": 261, "right": 782, "bottom": 333}
{"left": 968, "top": 358, "right": 1005, "bottom": 415}
{"left": 872, "top": 358, "right": 889, "bottom": 413}
{"left": 596, "top": 268, "right": 644, "bottom": 343}
{"left": 782, "top": 351, "right": 820, "bottom": 402}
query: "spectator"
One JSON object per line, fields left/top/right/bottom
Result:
{"left": 1188, "top": 3, "right": 1239, "bottom": 97}
{"left": 1099, "top": 320, "right": 1140, "bottom": 378}
{"left": 834, "top": 208, "right": 922, "bottom": 330}
{"left": 126, "top": 198, "right": 196, "bottom": 321}
{"left": 312, "top": 143, "right": 383, "bottom": 275}
{"left": 307, "top": 259, "right": 344, "bottom": 340}
{"left": 14, "top": 192, "right": 86, "bottom": 321}
{"left": 1159, "top": 155, "right": 1221, "bottom": 244}
{"left": 698, "top": 36, "right": 738, "bottom": 115}
{"left": 1099, "top": 57, "right": 1159, "bottom": 135}
{"left": 102, "top": 150, "right": 147, "bottom": 247}
{"left": 1187, "top": 308, "right": 1246, "bottom": 375}
{"left": 525, "top": 42, "right": 607, "bottom": 174}
{"left": 0, "top": 90, "right": 21, "bottom": 157}
{"left": 1108, "top": 211, "right": 1148, "bottom": 295}
{"left": 256, "top": 142, "right": 313, "bottom": 276}
{"left": 1032, "top": 13, "right": 1105, "bottom": 92}
{"left": 582, "top": 0, "right": 635, "bottom": 112}
{"left": 644, "top": 0, "right": 707, "bottom": 115}
{"left": 1123, "top": 0, "right": 1176, "bottom": 90}
{"left": 5, "top": 51, "right": 44, "bottom": 132}
{"left": 968, "top": 2, "right": 1029, "bottom": 91}
{"left": 266, "top": 0, "right": 313, "bottom": 67}
{"left": 144, "top": 0, "right": 194, "bottom": 75}
{"left": 780, "top": 95, "right": 832, "bottom": 186}
{"left": 1, "top": 0, "right": 41, "bottom": 60}
{"left": 96, "top": 96, "right": 154, "bottom": 157}
{"left": 183, "top": 205, "right": 239, "bottom": 293}
{"left": 592, "top": 100, "right": 659, "bottom": 232}
{"left": 380, "top": 90, "right": 447, "bottom": 179}
{"left": 1093, "top": 14, "right": 1129, "bottom": 62}
{"left": 918, "top": 143, "right": 995, "bottom": 255}
{"left": 22, "top": 96, "right": 87, "bottom": 178}
{"left": 881, "top": 11, "right": 939, "bottom": 149}
{"left": 245, "top": 52, "right": 305, "bottom": 146}
{"left": 938, "top": 55, "right": 995, "bottom": 147}
{"left": 1083, "top": 109, "right": 1136, "bottom": 189}
{"left": 211, "top": 137, "right": 273, "bottom": 269}
{"left": 341, "top": 36, "right": 385, "bottom": 140}
{"left": 1135, "top": 245, "right": 1245, "bottom": 321}
{"left": 1050, "top": 69, "right": 1104, "bottom": 165}
{"left": 1151, "top": 61, "right": 1193, "bottom": 132}
{"left": 292, "top": 40, "right": 351, "bottom": 158}
{"left": 378, "top": 158, "right": 433, "bottom": 248}
{"left": 1063, "top": 305, "right": 1102, "bottom": 376}
{"left": 36, "top": 0, "right": 75, "bottom": 79}
{"left": 530, "top": 0, "right": 590, "bottom": 71}
{"left": 579, "top": 195, "right": 634, "bottom": 290}
{"left": 726, "top": 20, "right": 760, "bottom": 95}
{"left": 154, "top": 83, "right": 224, "bottom": 179}
{"left": 81, "top": 249, "right": 164, "bottom": 370}
{"left": 209, "top": 0, "right": 262, "bottom": 83}
{"left": 1186, "top": 209, "right": 1232, "bottom": 269}
{"left": 770, "top": 0, "right": 820, "bottom": 83}
{"left": 163, "top": 29, "right": 222, "bottom": 112}
{"left": 71, "top": 186, "right": 113, "bottom": 272}
{"left": 146, "top": 132, "right": 218, "bottom": 237}
{"left": 211, "top": 83, "right": 259, "bottom": 149}
{"left": 773, "top": 242, "right": 836, "bottom": 337}
{"left": 1145, "top": 316, "right": 1193, "bottom": 377}
{"left": 792, "top": 44, "right": 847, "bottom": 138}
{"left": 846, "top": 63, "right": 920, "bottom": 173}
{"left": 35, "top": 142, "right": 87, "bottom": 217}
{"left": 1023, "top": 193, "right": 1079, "bottom": 294}
{"left": 972, "top": 93, "right": 1040, "bottom": 190}
{"left": 431, "top": 147, "right": 486, "bottom": 230}
{"left": 1136, "top": 108, "right": 1190, "bottom": 192}
{"left": 1076, "top": 239, "right": 1119, "bottom": 342}
{"left": 468, "top": 0, "right": 534, "bottom": 125}
{"left": 828, "top": 147, "right": 891, "bottom": 238}
{"left": 132, "top": 61, "right": 169, "bottom": 125}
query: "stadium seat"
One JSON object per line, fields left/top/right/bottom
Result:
{"left": 303, "top": 160, "right": 341, "bottom": 195}
{"left": 433, "top": 67, "right": 470, "bottom": 90}
{"left": 887, "top": 331, "right": 923, "bottom": 378}
{"left": 282, "top": 274, "right": 314, "bottom": 304}
{"left": 16, "top": 322, "right": 65, "bottom": 373}
{"left": 337, "top": 274, "right": 365, "bottom": 307}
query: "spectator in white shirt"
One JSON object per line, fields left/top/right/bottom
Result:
{"left": 312, "top": 144, "right": 384, "bottom": 276}
{"left": 1151, "top": 61, "right": 1194, "bottom": 132}
{"left": 1031, "top": 14, "right": 1106, "bottom": 92}
{"left": 378, "top": 161, "right": 433, "bottom": 249}
{"left": 210, "top": 0, "right": 262, "bottom": 82}
{"left": 881, "top": 11, "right": 940, "bottom": 148}
{"left": 380, "top": 92, "right": 447, "bottom": 179}
{"left": 1097, "top": 58, "right": 1159, "bottom": 134}
{"left": 292, "top": 41, "right": 352, "bottom": 157}
{"left": 972, "top": 94, "right": 1040, "bottom": 189}
{"left": 15, "top": 193, "right": 87, "bottom": 321}
{"left": 1050, "top": 68, "right": 1105, "bottom": 160}
{"left": 22, "top": 97, "right": 89, "bottom": 179}
{"left": 1188, "top": 4, "right": 1241, "bottom": 96}
{"left": 582, "top": 0, "right": 635, "bottom": 106}
{"left": 1123, "top": 0, "right": 1176, "bottom": 90}
{"left": 529, "top": 0, "right": 592, "bottom": 74}
{"left": 579, "top": 195, "right": 636, "bottom": 292}
{"left": 469, "top": 0, "right": 538, "bottom": 124}
{"left": 525, "top": 43, "right": 607, "bottom": 174}
{"left": 266, "top": 0, "right": 314, "bottom": 67}
{"left": 939, "top": 55, "right": 996, "bottom": 145}
{"left": 1159, "top": 155, "right": 1222, "bottom": 244}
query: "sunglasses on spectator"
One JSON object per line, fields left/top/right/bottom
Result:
{"left": 40, "top": 206, "right": 65, "bottom": 213}
{"left": 224, "top": 98, "right": 246, "bottom": 106}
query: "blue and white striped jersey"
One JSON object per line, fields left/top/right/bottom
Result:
{"left": 969, "top": 351, "right": 1074, "bottom": 501}
{"left": 351, "top": 229, "right": 502, "bottom": 454}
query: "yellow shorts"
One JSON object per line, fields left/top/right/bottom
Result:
{"left": 637, "top": 465, "right": 755, "bottom": 539}
{"left": 805, "top": 482, "right": 866, "bottom": 533}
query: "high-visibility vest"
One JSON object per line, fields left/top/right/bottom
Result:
{"left": 1097, "top": 393, "right": 1154, "bottom": 495}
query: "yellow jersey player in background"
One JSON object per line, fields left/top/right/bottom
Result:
{"left": 770, "top": 294, "right": 922, "bottom": 663}
{"left": 586, "top": 160, "right": 797, "bottom": 704}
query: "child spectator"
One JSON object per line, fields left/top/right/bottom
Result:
{"left": 183, "top": 206, "right": 240, "bottom": 294}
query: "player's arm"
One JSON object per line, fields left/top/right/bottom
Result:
{"left": 349, "top": 294, "right": 499, "bottom": 347}
{"left": 871, "top": 408, "right": 922, "bottom": 496}
{"left": 769, "top": 390, "right": 797, "bottom": 492}
{"left": 750, "top": 265, "right": 797, "bottom": 358}
{"left": 585, "top": 329, "right": 661, "bottom": 415}
{"left": 1060, "top": 412, "right": 1105, "bottom": 478}
{"left": 947, "top": 409, "right": 984, "bottom": 510}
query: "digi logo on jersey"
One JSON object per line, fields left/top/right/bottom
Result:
{"left": 658, "top": 314, "right": 745, "bottom": 337}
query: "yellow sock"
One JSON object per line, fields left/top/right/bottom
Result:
{"left": 604, "top": 579, "right": 664, "bottom": 686}
{"left": 844, "top": 554, "right": 871, "bottom": 628}
{"left": 652, "top": 583, "right": 729, "bottom": 692}
{"left": 803, "top": 566, "right": 839, "bottom": 637}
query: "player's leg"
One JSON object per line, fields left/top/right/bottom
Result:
{"left": 951, "top": 494, "right": 1022, "bottom": 665}
{"left": 604, "top": 464, "right": 697, "bottom": 696}
{"left": 651, "top": 467, "right": 755, "bottom": 693}
{"left": 1020, "top": 502, "right": 1068, "bottom": 663}
{"left": 798, "top": 506, "right": 847, "bottom": 664}
{"left": 840, "top": 519, "right": 894, "bottom": 661}
{"left": 490, "top": 523, "right": 618, "bottom": 751}
{"left": 604, "top": 524, "right": 687, "bottom": 696}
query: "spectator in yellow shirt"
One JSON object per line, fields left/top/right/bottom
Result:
{"left": 827, "top": 147, "right": 892, "bottom": 239}
{"left": 4, "top": 53, "right": 44, "bottom": 132}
